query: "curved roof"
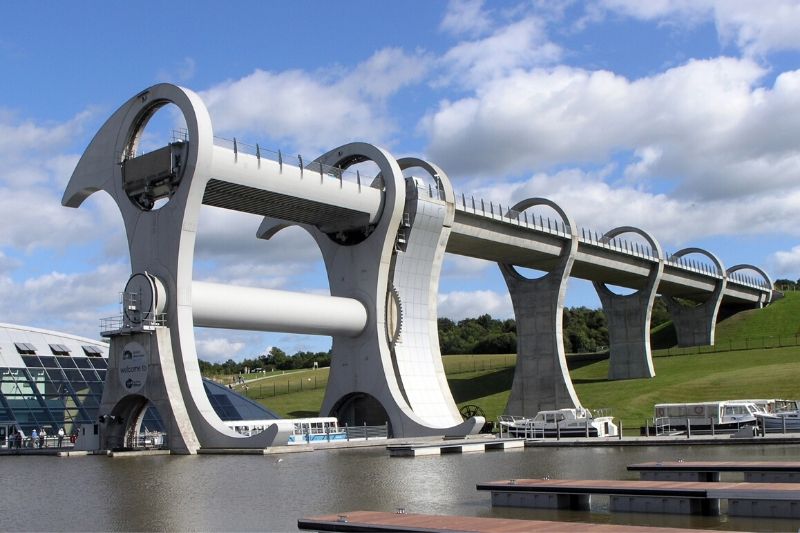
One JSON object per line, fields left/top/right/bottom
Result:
{"left": 0, "top": 322, "right": 108, "bottom": 369}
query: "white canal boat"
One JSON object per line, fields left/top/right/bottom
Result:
{"left": 498, "top": 407, "right": 618, "bottom": 438}
{"left": 754, "top": 400, "right": 800, "bottom": 433}
{"left": 648, "top": 400, "right": 771, "bottom": 434}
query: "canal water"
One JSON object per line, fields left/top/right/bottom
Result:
{"left": 2, "top": 443, "right": 799, "bottom": 531}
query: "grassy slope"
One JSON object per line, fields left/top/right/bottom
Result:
{"left": 570, "top": 347, "right": 800, "bottom": 431}
{"left": 253, "top": 293, "right": 800, "bottom": 432}
{"left": 715, "top": 291, "right": 800, "bottom": 342}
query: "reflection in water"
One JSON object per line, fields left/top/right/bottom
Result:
{"left": 3, "top": 444, "right": 800, "bottom": 531}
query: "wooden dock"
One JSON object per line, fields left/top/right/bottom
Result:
{"left": 298, "top": 510, "right": 704, "bottom": 532}
{"left": 628, "top": 460, "right": 800, "bottom": 482}
{"left": 387, "top": 437, "right": 524, "bottom": 457}
{"left": 477, "top": 478, "right": 800, "bottom": 517}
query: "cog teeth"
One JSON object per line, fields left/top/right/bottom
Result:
{"left": 387, "top": 284, "right": 403, "bottom": 345}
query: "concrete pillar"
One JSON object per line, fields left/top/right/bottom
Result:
{"left": 593, "top": 227, "right": 663, "bottom": 380}
{"left": 259, "top": 149, "right": 482, "bottom": 438}
{"left": 499, "top": 198, "right": 580, "bottom": 417}
{"left": 663, "top": 248, "right": 726, "bottom": 347}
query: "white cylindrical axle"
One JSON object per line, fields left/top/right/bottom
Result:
{"left": 191, "top": 281, "right": 367, "bottom": 337}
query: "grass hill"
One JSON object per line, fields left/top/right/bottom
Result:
{"left": 715, "top": 291, "right": 800, "bottom": 342}
{"left": 253, "top": 293, "right": 800, "bottom": 434}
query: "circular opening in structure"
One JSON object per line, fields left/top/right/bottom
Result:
{"left": 600, "top": 283, "right": 638, "bottom": 296}
{"left": 667, "top": 251, "right": 723, "bottom": 305}
{"left": 322, "top": 158, "right": 382, "bottom": 246}
{"left": 508, "top": 265, "right": 550, "bottom": 281}
{"left": 122, "top": 102, "right": 188, "bottom": 211}
{"left": 331, "top": 393, "right": 389, "bottom": 428}
{"left": 596, "top": 232, "right": 658, "bottom": 296}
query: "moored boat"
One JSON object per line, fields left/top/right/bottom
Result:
{"left": 498, "top": 407, "right": 618, "bottom": 438}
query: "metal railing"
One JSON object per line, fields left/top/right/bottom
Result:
{"left": 180, "top": 133, "right": 769, "bottom": 294}
{"left": 100, "top": 313, "right": 167, "bottom": 334}
{"left": 343, "top": 423, "right": 389, "bottom": 441}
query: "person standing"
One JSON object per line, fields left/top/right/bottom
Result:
{"left": 30, "top": 428, "right": 38, "bottom": 448}
{"left": 57, "top": 427, "right": 65, "bottom": 448}
{"left": 39, "top": 428, "right": 46, "bottom": 448}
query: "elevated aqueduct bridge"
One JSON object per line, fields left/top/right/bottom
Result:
{"left": 63, "top": 84, "right": 773, "bottom": 453}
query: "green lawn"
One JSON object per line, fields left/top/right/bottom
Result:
{"left": 571, "top": 346, "right": 800, "bottom": 432}
{"left": 254, "top": 347, "right": 800, "bottom": 434}
{"left": 229, "top": 293, "right": 800, "bottom": 433}
{"left": 715, "top": 291, "right": 800, "bottom": 342}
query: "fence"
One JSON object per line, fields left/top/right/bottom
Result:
{"left": 653, "top": 334, "right": 800, "bottom": 357}
{"left": 442, "top": 355, "right": 516, "bottom": 375}
{"left": 241, "top": 374, "right": 329, "bottom": 400}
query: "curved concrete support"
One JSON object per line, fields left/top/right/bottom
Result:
{"left": 592, "top": 227, "right": 664, "bottom": 380}
{"left": 664, "top": 248, "right": 727, "bottom": 347}
{"left": 388, "top": 158, "right": 466, "bottom": 426}
{"left": 498, "top": 198, "right": 581, "bottom": 417}
{"left": 727, "top": 264, "right": 774, "bottom": 307}
{"left": 258, "top": 149, "right": 482, "bottom": 437}
{"left": 63, "top": 84, "right": 293, "bottom": 452}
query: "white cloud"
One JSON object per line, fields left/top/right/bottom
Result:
{"left": 459, "top": 166, "right": 800, "bottom": 249}
{"left": 438, "top": 289, "right": 513, "bottom": 320}
{"left": 423, "top": 57, "right": 800, "bottom": 203}
{"left": 0, "top": 262, "right": 128, "bottom": 340}
{"left": 442, "top": 255, "right": 493, "bottom": 278}
{"left": 200, "top": 48, "right": 430, "bottom": 154}
{"left": 437, "top": 16, "right": 562, "bottom": 87}
{"left": 195, "top": 336, "right": 246, "bottom": 363}
{"left": 440, "top": 0, "right": 492, "bottom": 37}
{"left": 770, "top": 245, "right": 800, "bottom": 278}
{"left": 598, "top": 0, "right": 800, "bottom": 57}
{"left": 193, "top": 207, "right": 326, "bottom": 290}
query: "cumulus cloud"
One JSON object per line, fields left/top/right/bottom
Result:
{"left": 770, "top": 245, "right": 800, "bottom": 278}
{"left": 423, "top": 57, "right": 800, "bottom": 203}
{"left": 440, "top": 0, "right": 493, "bottom": 37}
{"left": 193, "top": 207, "right": 326, "bottom": 291}
{"left": 442, "top": 255, "right": 493, "bottom": 278}
{"left": 597, "top": 0, "right": 800, "bottom": 57}
{"left": 0, "top": 109, "right": 122, "bottom": 252}
{"left": 458, "top": 166, "right": 800, "bottom": 250}
{"left": 438, "top": 289, "right": 513, "bottom": 320}
{"left": 200, "top": 48, "right": 430, "bottom": 154}
{"left": 0, "top": 262, "right": 128, "bottom": 340}
{"left": 195, "top": 335, "right": 247, "bottom": 363}
{"left": 437, "top": 16, "right": 562, "bottom": 87}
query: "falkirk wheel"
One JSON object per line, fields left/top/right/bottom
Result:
{"left": 62, "top": 83, "right": 483, "bottom": 453}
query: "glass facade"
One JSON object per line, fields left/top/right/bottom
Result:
{"left": 0, "top": 329, "right": 279, "bottom": 445}
{"left": 0, "top": 354, "right": 166, "bottom": 438}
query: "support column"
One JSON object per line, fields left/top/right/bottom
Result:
{"left": 258, "top": 148, "right": 482, "bottom": 438}
{"left": 593, "top": 227, "right": 663, "bottom": 380}
{"left": 663, "top": 248, "right": 726, "bottom": 347}
{"left": 499, "top": 199, "right": 580, "bottom": 417}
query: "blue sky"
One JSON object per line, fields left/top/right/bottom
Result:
{"left": 2, "top": 1, "right": 800, "bottom": 362}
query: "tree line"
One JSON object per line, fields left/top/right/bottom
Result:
{"left": 199, "top": 300, "right": 674, "bottom": 373}
{"left": 775, "top": 279, "right": 800, "bottom": 291}
{"left": 439, "top": 299, "right": 668, "bottom": 355}
{"left": 198, "top": 348, "right": 331, "bottom": 376}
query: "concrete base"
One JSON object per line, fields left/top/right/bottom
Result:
{"left": 728, "top": 499, "right": 800, "bottom": 518}
{"left": 745, "top": 472, "right": 800, "bottom": 483}
{"left": 610, "top": 496, "right": 719, "bottom": 515}
{"left": 639, "top": 471, "right": 720, "bottom": 482}
{"left": 491, "top": 491, "right": 590, "bottom": 510}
